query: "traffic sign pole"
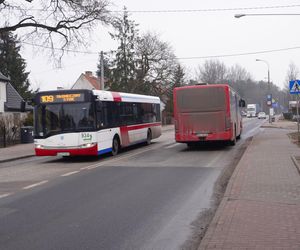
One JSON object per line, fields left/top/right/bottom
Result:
{"left": 290, "top": 80, "right": 300, "bottom": 141}
{"left": 297, "top": 94, "right": 300, "bottom": 142}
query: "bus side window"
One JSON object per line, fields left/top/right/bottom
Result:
{"left": 96, "top": 101, "right": 108, "bottom": 129}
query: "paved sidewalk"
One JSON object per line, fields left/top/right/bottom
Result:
{"left": 0, "top": 125, "right": 174, "bottom": 163}
{"left": 0, "top": 143, "right": 35, "bottom": 163}
{"left": 200, "top": 120, "right": 300, "bottom": 249}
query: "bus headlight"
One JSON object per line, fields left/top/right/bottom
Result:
{"left": 35, "top": 144, "right": 44, "bottom": 149}
{"left": 80, "top": 143, "right": 96, "bottom": 148}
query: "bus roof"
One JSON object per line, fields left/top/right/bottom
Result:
{"left": 174, "top": 84, "right": 230, "bottom": 91}
{"left": 92, "top": 90, "right": 160, "bottom": 104}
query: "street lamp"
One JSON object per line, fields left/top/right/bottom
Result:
{"left": 235, "top": 13, "right": 300, "bottom": 18}
{"left": 256, "top": 59, "right": 272, "bottom": 123}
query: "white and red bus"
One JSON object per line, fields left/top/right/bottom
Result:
{"left": 173, "top": 84, "right": 245, "bottom": 146}
{"left": 33, "top": 89, "right": 161, "bottom": 156}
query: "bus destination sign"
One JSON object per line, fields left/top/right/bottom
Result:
{"left": 40, "top": 93, "right": 84, "bottom": 103}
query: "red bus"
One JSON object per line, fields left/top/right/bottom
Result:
{"left": 173, "top": 84, "right": 245, "bottom": 146}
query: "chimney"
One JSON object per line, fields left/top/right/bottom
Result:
{"left": 85, "top": 71, "right": 93, "bottom": 77}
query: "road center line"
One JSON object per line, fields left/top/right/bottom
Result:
{"left": 23, "top": 180, "right": 48, "bottom": 190}
{"left": 0, "top": 193, "right": 12, "bottom": 199}
{"left": 165, "top": 143, "right": 178, "bottom": 149}
{"left": 61, "top": 171, "right": 80, "bottom": 177}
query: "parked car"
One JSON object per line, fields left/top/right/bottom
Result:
{"left": 241, "top": 111, "right": 247, "bottom": 117}
{"left": 292, "top": 114, "right": 300, "bottom": 121}
{"left": 258, "top": 112, "right": 267, "bottom": 119}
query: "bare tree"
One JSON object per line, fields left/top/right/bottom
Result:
{"left": 227, "top": 64, "right": 252, "bottom": 83}
{"left": 196, "top": 59, "right": 227, "bottom": 84}
{"left": 135, "top": 32, "right": 177, "bottom": 96}
{"left": 284, "top": 62, "right": 299, "bottom": 91}
{"left": 0, "top": 0, "right": 112, "bottom": 61}
{"left": 284, "top": 61, "right": 300, "bottom": 102}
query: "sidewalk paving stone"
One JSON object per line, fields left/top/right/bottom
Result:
{"left": 200, "top": 120, "right": 300, "bottom": 249}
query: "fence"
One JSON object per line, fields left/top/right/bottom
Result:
{"left": 0, "top": 112, "right": 25, "bottom": 148}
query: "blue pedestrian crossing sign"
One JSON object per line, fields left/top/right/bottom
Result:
{"left": 290, "top": 80, "right": 300, "bottom": 94}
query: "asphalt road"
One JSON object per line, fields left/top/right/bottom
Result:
{"left": 0, "top": 118, "right": 265, "bottom": 250}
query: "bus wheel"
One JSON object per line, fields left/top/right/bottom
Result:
{"left": 111, "top": 136, "right": 120, "bottom": 156}
{"left": 146, "top": 129, "right": 152, "bottom": 145}
{"left": 230, "top": 128, "right": 236, "bottom": 146}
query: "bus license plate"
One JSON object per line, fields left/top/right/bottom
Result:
{"left": 197, "top": 133, "right": 208, "bottom": 137}
{"left": 57, "top": 152, "right": 70, "bottom": 156}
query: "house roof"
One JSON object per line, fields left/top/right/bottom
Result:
{"left": 4, "top": 83, "right": 25, "bottom": 111}
{"left": 84, "top": 73, "right": 101, "bottom": 90}
{"left": 0, "top": 72, "right": 10, "bottom": 82}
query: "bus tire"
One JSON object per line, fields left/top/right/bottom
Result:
{"left": 146, "top": 129, "right": 152, "bottom": 145}
{"left": 111, "top": 136, "right": 120, "bottom": 156}
{"left": 230, "top": 127, "right": 237, "bottom": 146}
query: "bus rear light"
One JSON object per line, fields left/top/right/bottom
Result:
{"left": 225, "top": 116, "right": 231, "bottom": 130}
{"left": 174, "top": 119, "right": 178, "bottom": 131}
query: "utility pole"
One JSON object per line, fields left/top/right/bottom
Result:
{"left": 100, "top": 51, "right": 104, "bottom": 90}
{"left": 256, "top": 59, "right": 272, "bottom": 123}
{"left": 267, "top": 64, "right": 272, "bottom": 124}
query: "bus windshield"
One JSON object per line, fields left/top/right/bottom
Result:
{"left": 176, "top": 87, "right": 226, "bottom": 112}
{"left": 35, "top": 102, "right": 96, "bottom": 138}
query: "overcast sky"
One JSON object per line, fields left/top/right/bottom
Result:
{"left": 20, "top": 0, "right": 300, "bottom": 91}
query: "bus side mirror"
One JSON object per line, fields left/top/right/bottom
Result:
{"left": 239, "top": 99, "right": 246, "bottom": 107}
{"left": 96, "top": 101, "right": 102, "bottom": 111}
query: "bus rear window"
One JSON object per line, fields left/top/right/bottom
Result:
{"left": 176, "top": 87, "right": 226, "bottom": 112}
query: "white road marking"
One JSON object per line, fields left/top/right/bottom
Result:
{"left": 80, "top": 166, "right": 92, "bottom": 170}
{"left": 80, "top": 143, "right": 164, "bottom": 170}
{"left": 165, "top": 143, "right": 179, "bottom": 149}
{"left": 243, "top": 125, "right": 263, "bottom": 137}
{"left": 0, "top": 193, "right": 12, "bottom": 199}
{"left": 22, "top": 180, "right": 48, "bottom": 190}
{"left": 61, "top": 171, "right": 80, "bottom": 177}
{"left": 86, "top": 165, "right": 101, "bottom": 170}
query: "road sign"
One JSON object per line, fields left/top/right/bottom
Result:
{"left": 289, "top": 80, "right": 300, "bottom": 94}
{"left": 266, "top": 94, "right": 272, "bottom": 106}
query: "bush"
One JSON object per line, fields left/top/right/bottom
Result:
{"left": 23, "top": 111, "right": 33, "bottom": 126}
{"left": 283, "top": 112, "right": 293, "bottom": 120}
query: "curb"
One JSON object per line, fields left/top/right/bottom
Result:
{"left": 0, "top": 154, "right": 35, "bottom": 164}
{"left": 162, "top": 125, "right": 174, "bottom": 132}
{"left": 291, "top": 156, "right": 300, "bottom": 175}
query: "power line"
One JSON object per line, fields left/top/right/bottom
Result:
{"left": 176, "top": 46, "right": 300, "bottom": 60}
{"left": 22, "top": 41, "right": 300, "bottom": 59}
{"left": 22, "top": 41, "right": 98, "bottom": 55}
{"left": 9, "top": 4, "right": 300, "bottom": 14}
{"left": 122, "top": 4, "right": 300, "bottom": 13}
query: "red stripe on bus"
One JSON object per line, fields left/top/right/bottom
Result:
{"left": 120, "top": 122, "right": 161, "bottom": 146}
{"left": 35, "top": 145, "right": 98, "bottom": 156}
{"left": 111, "top": 92, "right": 122, "bottom": 102}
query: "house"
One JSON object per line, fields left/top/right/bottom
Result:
{"left": 0, "top": 72, "right": 31, "bottom": 146}
{"left": 0, "top": 72, "right": 29, "bottom": 113}
{"left": 71, "top": 71, "right": 103, "bottom": 90}
{"left": 0, "top": 72, "right": 9, "bottom": 113}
